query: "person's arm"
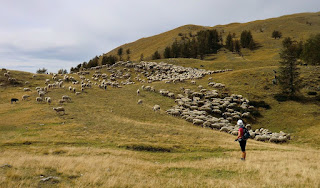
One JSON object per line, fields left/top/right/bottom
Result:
{"left": 235, "top": 129, "right": 241, "bottom": 141}
{"left": 237, "top": 129, "right": 241, "bottom": 139}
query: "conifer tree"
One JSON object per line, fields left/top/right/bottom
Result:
{"left": 272, "top": 30, "right": 282, "bottom": 39}
{"left": 171, "top": 40, "right": 180, "bottom": 58}
{"left": 234, "top": 40, "right": 241, "bottom": 54}
{"left": 164, "top": 46, "right": 172, "bottom": 58}
{"left": 225, "top": 33, "right": 234, "bottom": 51}
{"left": 301, "top": 33, "right": 320, "bottom": 65}
{"left": 152, "top": 50, "right": 161, "bottom": 60}
{"left": 240, "top": 30, "right": 254, "bottom": 48}
{"left": 278, "top": 37, "right": 302, "bottom": 97}
{"left": 126, "top": 49, "right": 131, "bottom": 61}
{"left": 117, "top": 47, "right": 123, "bottom": 61}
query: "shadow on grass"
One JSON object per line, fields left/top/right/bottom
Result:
{"left": 274, "top": 94, "right": 320, "bottom": 104}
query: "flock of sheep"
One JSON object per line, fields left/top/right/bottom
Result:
{"left": 3, "top": 61, "right": 290, "bottom": 143}
{"left": 139, "top": 84, "right": 290, "bottom": 143}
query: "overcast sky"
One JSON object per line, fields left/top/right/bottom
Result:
{"left": 0, "top": 0, "right": 319, "bottom": 73}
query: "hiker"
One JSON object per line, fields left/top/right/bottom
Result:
{"left": 235, "top": 119, "right": 247, "bottom": 161}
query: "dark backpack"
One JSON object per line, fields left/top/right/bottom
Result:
{"left": 243, "top": 127, "right": 250, "bottom": 140}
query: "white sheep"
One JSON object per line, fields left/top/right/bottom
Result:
{"left": 46, "top": 97, "right": 52, "bottom": 104}
{"left": 36, "top": 97, "right": 43, "bottom": 103}
{"left": 23, "top": 88, "right": 31, "bottom": 92}
{"left": 62, "top": 95, "right": 71, "bottom": 102}
{"left": 59, "top": 99, "right": 66, "bottom": 104}
{"left": 137, "top": 89, "right": 140, "bottom": 95}
{"left": 137, "top": 99, "right": 143, "bottom": 104}
{"left": 153, "top": 105, "right": 160, "bottom": 112}
{"left": 39, "top": 91, "right": 45, "bottom": 98}
{"left": 22, "top": 95, "right": 30, "bottom": 100}
{"left": 53, "top": 107, "right": 65, "bottom": 115}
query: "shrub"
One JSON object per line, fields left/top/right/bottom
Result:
{"left": 36, "top": 68, "right": 47, "bottom": 74}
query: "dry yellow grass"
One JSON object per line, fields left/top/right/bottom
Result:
{"left": 1, "top": 11, "right": 320, "bottom": 187}
{"left": 104, "top": 12, "right": 320, "bottom": 62}
{"left": 1, "top": 144, "right": 319, "bottom": 187}
{"left": 1, "top": 65, "right": 319, "bottom": 187}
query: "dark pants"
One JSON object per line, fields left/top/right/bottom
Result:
{"left": 239, "top": 140, "right": 247, "bottom": 152}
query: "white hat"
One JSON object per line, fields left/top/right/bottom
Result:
{"left": 237, "top": 119, "right": 244, "bottom": 126}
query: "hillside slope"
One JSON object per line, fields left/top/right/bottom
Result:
{"left": 104, "top": 24, "right": 206, "bottom": 61}
{"left": 104, "top": 12, "right": 320, "bottom": 62}
{"left": 0, "top": 64, "right": 320, "bottom": 187}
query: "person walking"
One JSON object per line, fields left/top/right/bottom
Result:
{"left": 235, "top": 119, "right": 247, "bottom": 161}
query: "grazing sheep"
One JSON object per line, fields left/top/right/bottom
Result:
{"left": 36, "top": 97, "right": 43, "bottom": 103}
{"left": 22, "top": 95, "right": 30, "bottom": 100}
{"left": 153, "top": 105, "right": 160, "bottom": 112}
{"left": 137, "top": 99, "right": 143, "bottom": 104}
{"left": 53, "top": 107, "right": 65, "bottom": 115}
{"left": 68, "top": 86, "right": 72, "bottom": 91}
{"left": 75, "top": 92, "right": 81, "bottom": 95}
{"left": 193, "top": 119, "right": 204, "bottom": 126}
{"left": 137, "top": 89, "right": 140, "bottom": 95}
{"left": 23, "top": 88, "right": 31, "bottom": 92}
{"left": 46, "top": 97, "right": 52, "bottom": 104}
{"left": 62, "top": 95, "right": 71, "bottom": 102}
{"left": 38, "top": 92, "right": 45, "bottom": 98}
{"left": 59, "top": 99, "right": 66, "bottom": 104}
{"left": 11, "top": 98, "right": 19, "bottom": 104}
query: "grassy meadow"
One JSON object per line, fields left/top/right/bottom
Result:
{"left": 0, "top": 63, "right": 319, "bottom": 187}
{"left": 1, "top": 11, "right": 320, "bottom": 187}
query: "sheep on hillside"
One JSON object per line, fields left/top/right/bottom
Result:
{"left": 36, "top": 97, "right": 43, "bottom": 103}
{"left": 153, "top": 105, "right": 160, "bottom": 112}
{"left": 53, "top": 107, "right": 65, "bottom": 115}
{"left": 22, "top": 95, "right": 30, "bottom": 100}
{"left": 45, "top": 97, "right": 52, "bottom": 104}
{"left": 137, "top": 99, "right": 143, "bottom": 104}
{"left": 62, "top": 95, "right": 71, "bottom": 102}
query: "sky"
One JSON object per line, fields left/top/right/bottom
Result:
{"left": 0, "top": 0, "right": 319, "bottom": 73}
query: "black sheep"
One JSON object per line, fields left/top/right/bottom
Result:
{"left": 11, "top": 98, "right": 19, "bottom": 104}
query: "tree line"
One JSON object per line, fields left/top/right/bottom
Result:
{"left": 152, "top": 29, "right": 222, "bottom": 60}
{"left": 152, "top": 29, "right": 259, "bottom": 60}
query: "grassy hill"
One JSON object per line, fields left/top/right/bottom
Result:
{"left": 104, "top": 12, "right": 320, "bottom": 62}
{"left": 0, "top": 64, "right": 319, "bottom": 187}
{"left": 1, "top": 11, "right": 320, "bottom": 187}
